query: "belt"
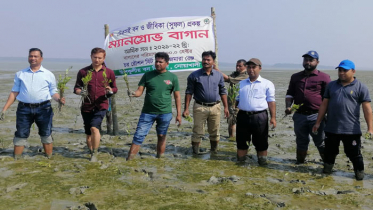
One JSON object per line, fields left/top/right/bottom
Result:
{"left": 296, "top": 110, "right": 318, "bottom": 115}
{"left": 195, "top": 100, "right": 220, "bottom": 107}
{"left": 19, "top": 100, "right": 50, "bottom": 107}
{"left": 239, "top": 110, "right": 266, "bottom": 115}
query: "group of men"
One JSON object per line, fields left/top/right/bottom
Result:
{"left": 0, "top": 48, "right": 371, "bottom": 180}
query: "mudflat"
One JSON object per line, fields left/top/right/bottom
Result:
{"left": 0, "top": 69, "right": 373, "bottom": 209}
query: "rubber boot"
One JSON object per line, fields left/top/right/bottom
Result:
{"left": 210, "top": 140, "right": 219, "bottom": 153}
{"left": 126, "top": 144, "right": 141, "bottom": 161}
{"left": 355, "top": 170, "right": 364, "bottom": 181}
{"left": 323, "top": 163, "right": 334, "bottom": 174}
{"left": 90, "top": 149, "right": 98, "bottom": 162}
{"left": 237, "top": 155, "right": 246, "bottom": 162}
{"left": 192, "top": 142, "right": 200, "bottom": 154}
{"left": 296, "top": 150, "right": 307, "bottom": 164}
{"left": 319, "top": 151, "right": 325, "bottom": 162}
{"left": 237, "top": 149, "right": 248, "bottom": 162}
{"left": 258, "top": 156, "right": 268, "bottom": 166}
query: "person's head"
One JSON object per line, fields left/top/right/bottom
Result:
{"left": 91, "top": 48, "right": 106, "bottom": 67}
{"left": 201, "top": 51, "right": 216, "bottom": 70}
{"left": 28, "top": 48, "right": 43, "bottom": 67}
{"left": 154, "top": 52, "right": 169, "bottom": 72}
{"left": 246, "top": 58, "right": 262, "bottom": 80}
{"left": 336, "top": 59, "right": 356, "bottom": 83}
{"left": 236, "top": 59, "right": 247, "bottom": 73}
{"left": 302, "top": 50, "right": 319, "bottom": 71}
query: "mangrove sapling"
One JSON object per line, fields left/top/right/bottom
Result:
{"left": 123, "top": 73, "right": 132, "bottom": 102}
{"left": 227, "top": 83, "right": 240, "bottom": 131}
{"left": 79, "top": 70, "right": 93, "bottom": 106}
{"left": 184, "top": 115, "right": 193, "bottom": 122}
{"left": 364, "top": 132, "right": 373, "bottom": 140}
{"left": 102, "top": 68, "right": 112, "bottom": 98}
{"left": 281, "top": 103, "right": 303, "bottom": 121}
{"left": 57, "top": 66, "right": 72, "bottom": 112}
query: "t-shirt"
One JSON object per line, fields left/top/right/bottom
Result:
{"left": 324, "top": 78, "right": 371, "bottom": 135}
{"left": 139, "top": 70, "right": 180, "bottom": 114}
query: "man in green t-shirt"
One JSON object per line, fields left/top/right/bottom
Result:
{"left": 126, "top": 52, "right": 181, "bottom": 160}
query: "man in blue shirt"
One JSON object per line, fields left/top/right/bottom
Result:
{"left": 183, "top": 51, "right": 229, "bottom": 154}
{"left": 313, "top": 60, "right": 373, "bottom": 180}
{"left": 0, "top": 48, "right": 65, "bottom": 159}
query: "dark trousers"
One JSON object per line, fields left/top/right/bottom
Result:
{"left": 324, "top": 132, "right": 364, "bottom": 171}
{"left": 236, "top": 110, "right": 268, "bottom": 151}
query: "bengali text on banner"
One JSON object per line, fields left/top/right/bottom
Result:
{"left": 104, "top": 16, "right": 215, "bottom": 76}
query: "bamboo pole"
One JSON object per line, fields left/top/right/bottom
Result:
{"left": 211, "top": 7, "right": 218, "bottom": 69}
{"left": 104, "top": 24, "right": 118, "bottom": 135}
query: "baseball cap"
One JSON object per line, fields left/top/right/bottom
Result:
{"left": 246, "top": 58, "right": 262, "bottom": 66}
{"left": 302, "top": 50, "right": 319, "bottom": 59}
{"left": 335, "top": 59, "right": 355, "bottom": 70}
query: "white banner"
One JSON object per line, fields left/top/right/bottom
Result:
{"left": 104, "top": 16, "right": 215, "bottom": 76}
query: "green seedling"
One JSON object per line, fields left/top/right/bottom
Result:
{"left": 102, "top": 68, "right": 112, "bottom": 97}
{"left": 281, "top": 103, "right": 304, "bottom": 121}
{"left": 79, "top": 70, "right": 93, "bottom": 105}
{"left": 57, "top": 66, "right": 72, "bottom": 112}
{"left": 123, "top": 73, "right": 132, "bottom": 102}
{"left": 184, "top": 115, "right": 193, "bottom": 122}
{"left": 364, "top": 132, "right": 372, "bottom": 140}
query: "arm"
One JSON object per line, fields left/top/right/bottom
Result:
{"left": 214, "top": 68, "right": 229, "bottom": 82}
{"left": 130, "top": 86, "right": 145, "bottom": 97}
{"left": 1, "top": 91, "right": 19, "bottom": 112}
{"left": 285, "top": 76, "right": 295, "bottom": 114}
{"left": 74, "top": 70, "right": 84, "bottom": 95}
{"left": 183, "top": 74, "right": 194, "bottom": 117}
{"left": 221, "top": 94, "right": 229, "bottom": 118}
{"left": 268, "top": 101, "right": 276, "bottom": 128}
{"left": 106, "top": 69, "right": 118, "bottom": 93}
{"left": 362, "top": 101, "right": 373, "bottom": 133}
{"left": 174, "top": 91, "right": 181, "bottom": 126}
{"left": 51, "top": 93, "right": 65, "bottom": 104}
{"left": 183, "top": 94, "right": 192, "bottom": 117}
{"left": 312, "top": 98, "right": 329, "bottom": 133}
{"left": 218, "top": 73, "right": 229, "bottom": 118}
{"left": 285, "top": 97, "right": 294, "bottom": 114}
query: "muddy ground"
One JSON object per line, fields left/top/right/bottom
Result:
{"left": 0, "top": 68, "right": 373, "bottom": 210}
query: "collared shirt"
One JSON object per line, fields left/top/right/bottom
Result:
{"left": 286, "top": 69, "right": 331, "bottom": 112}
{"left": 237, "top": 75, "right": 275, "bottom": 111}
{"left": 74, "top": 65, "right": 118, "bottom": 112}
{"left": 324, "top": 78, "right": 371, "bottom": 135}
{"left": 185, "top": 68, "right": 227, "bottom": 103}
{"left": 11, "top": 65, "right": 58, "bottom": 103}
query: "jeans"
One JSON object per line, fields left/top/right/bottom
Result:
{"left": 14, "top": 101, "right": 53, "bottom": 146}
{"left": 132, "top": 113, "right": 173, "bottom": 145}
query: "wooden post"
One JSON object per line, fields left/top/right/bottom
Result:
{"left": 211, "top": 7, "right": 218, "bottom": 69}
{"left": 104, "top": 24, "right": 119, "bottom": 135}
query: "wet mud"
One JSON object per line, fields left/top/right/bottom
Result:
{"left": 0, "top": 70, "right": 373, "bottom": 209}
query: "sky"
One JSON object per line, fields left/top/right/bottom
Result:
{"left": 1, "top": 0, "right": 373, "bottom": 68}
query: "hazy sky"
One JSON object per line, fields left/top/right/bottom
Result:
{"left": 1, "top": 0, "right": 373, "bottom": 68}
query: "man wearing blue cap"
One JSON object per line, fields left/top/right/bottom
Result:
{"left": 285, "top": 51, "right": 331, "bottom": 164}
{"left": 312, "top": 60, "right": 373, "bottom": 180}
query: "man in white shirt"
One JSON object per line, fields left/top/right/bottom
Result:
{"left": 236, "top": 58, "right": 276, "bottom": 165}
